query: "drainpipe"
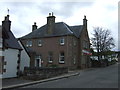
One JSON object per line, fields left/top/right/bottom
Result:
{"left": 66, "top": 34, "right": 69, "bottom": 70}
{"left": 17, "top": 49, "right": 22, "bottom": 77}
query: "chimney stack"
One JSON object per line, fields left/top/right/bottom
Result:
{"left": 32, "top": 22, "right": 37, "bottom": 31}
{"left": 47, "top": 12, "right": 55, "bottom": 34}
{"left": 2, "top": 15, "right": 11, "bottom": 31}
{"left": 83, "top": 15, "right": 87, "bottom": 29}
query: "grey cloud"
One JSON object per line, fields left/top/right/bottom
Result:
{"left": 37, "top": 2, "right": 94, "bottom": 18}
{"left": 1, "top": 1, "right": 94, "bottom": 18}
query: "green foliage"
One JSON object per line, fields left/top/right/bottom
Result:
{"left": 49, "top": 64, "right": 59, "bottom": 68}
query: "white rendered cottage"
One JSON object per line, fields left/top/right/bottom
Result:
{"left": 0, "top": 15, "right": 30, "bottom": 78}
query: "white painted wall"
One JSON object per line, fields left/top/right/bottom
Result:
{"left": 0, "top": 38, "right": 2, "bottom": 78}
{"left": 2, "top": 48, "right": 19, "bottom": 78}
{"left": 18, "top": 41, "right": 30, "bottom": 72}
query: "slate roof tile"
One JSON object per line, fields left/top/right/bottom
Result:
{"left": 21, "top": 22, "right": 84, "bottom": 39}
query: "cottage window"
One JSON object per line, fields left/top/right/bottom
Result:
{"left": 38, "top": 40, "right": 42, "bottom": 46}
{"left": 48, "top": 52, "right": 53, "bottom": 63}
{"left": 59, "top": 52, "right": 65, "bottom": 63}
{"left": 60, "top": 38, "right": 65, "bottom": 45}
{"left": 26, "top": 40, "right": 32, "bottom": 47}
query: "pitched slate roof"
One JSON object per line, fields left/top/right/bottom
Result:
{"left": 2, "top": 26, "right": 22, "bottom": 50}
{"left": 21, "top": 22, "right": 84, "bottom": 39}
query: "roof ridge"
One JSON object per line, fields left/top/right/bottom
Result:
{"left": 70, "top": 25, "right": 83, "bottom": 27}
{"left": 62, "top": 22, "right": 73, "bottom": 34}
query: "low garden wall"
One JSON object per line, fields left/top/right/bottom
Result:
{"left": 23, "top": 67, "right": 68, "bottom": 80}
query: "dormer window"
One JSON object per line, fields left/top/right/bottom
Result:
{"left": 60, "top": 38, "right": 65, "bottom": 45}
{"left": 26, "top": 40, "right": 32, "bottom": 47}
{"left": 38, "top": 40, "right": 42, "bottom": 47}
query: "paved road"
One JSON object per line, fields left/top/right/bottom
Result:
{"left": 22, "top": 64, "right": 118, "bottom": 88}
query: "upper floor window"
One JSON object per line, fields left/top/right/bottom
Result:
{"left": 38, "top": 40, "right": 42, "bottom": 47}
{"left": 59, "top": 52, "right": 65, "bottom": 64}
{"left": 48, "top": 52, "right": 53, "bottom": 63}
{"left": 26, "top": 40, "right": 32, "bottom": 47}
{"left": 73, "top": 40, "right": 77, "bottom": 46}
{"left": 60, "top": 38, "right": 65, "bottom": 45}
{"left": 83, "top": 41, "right": 89, "bottom": 49}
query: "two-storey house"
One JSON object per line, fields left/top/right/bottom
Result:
{"left": 20, "top": 13, "right": 91, "bottom": 70}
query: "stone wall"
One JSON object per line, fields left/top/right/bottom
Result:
{"left": 23, "top": 67, "right": 68, "bottom": 80}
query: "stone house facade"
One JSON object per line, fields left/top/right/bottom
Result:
{"left": 20, "top": 13, "right": 91, "bottom": 70}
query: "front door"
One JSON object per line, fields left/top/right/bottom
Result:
{"left": 35, "top": 56, "right": 41, "bottom": 67}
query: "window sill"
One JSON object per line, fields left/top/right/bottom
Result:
{"left": 60, "top": 44, "right": 65, "bottom": 46}
{"left": 38, "top": 44, "right": 42, "bottom": 47}
{"left": 48, "top": 61, "right": 53, "bottom": 63}
{"left": 59, "top": 61, "right": 65, "bottom": 64}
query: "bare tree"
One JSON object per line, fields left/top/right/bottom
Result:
{"left": 91, "top": 27, "right": 115, "bottom": 61}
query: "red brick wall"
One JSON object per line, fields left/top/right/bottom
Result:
{"left": 21, "top": 36, "right": 79, "bottom": 69}
{"left": 21, "top": 29, "right": 91, "bottom": 69}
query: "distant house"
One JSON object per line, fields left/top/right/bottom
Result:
{"left": 0, "top": 15, "right": 30, "bottom": 78}
{"left": 20, "top": 13, "right": 91, "bottom": 70}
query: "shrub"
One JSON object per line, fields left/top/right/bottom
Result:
{"left": 49, "top": 64, "right": 59, "bottom": 68}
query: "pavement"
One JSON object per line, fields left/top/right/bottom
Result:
{"left": 2, "top": 70, "right": 81, "bottom": 89}
{"left": 1, "top": 63, "right": 118, "bottom": 89}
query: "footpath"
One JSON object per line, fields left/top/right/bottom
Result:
{"left": 2, "top": 70, "right": 81, "bottom": 89}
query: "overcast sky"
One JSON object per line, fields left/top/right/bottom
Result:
{"left": 0, "top": 0, "right": 119, "bottom": 50}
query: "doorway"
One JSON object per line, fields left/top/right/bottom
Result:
{"left": 35, "top": 56, "right": 41, "bottom": 67}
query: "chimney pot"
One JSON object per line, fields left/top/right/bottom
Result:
{"left": 83, "top": 15, "right": 87, "bottom": 29}
{"left": 32, "top": 22, "right": 37, "bottom": 31}
{"left": 52, "top": 12, "right": 53, "bottom": 16}
{"left": 84, "top": 15, "right": 86, "bottom": 19}
{"left": 5, "top": 16, "right": 7, "bottom": 20}
{"left": 6, "top": 15, "right": 9, "bottom": 20}
{"left": 34, "top": 22, "right": 36, "bottom": 25}
{"left": 49, "top": 13, "right": 51, "bottom": 16}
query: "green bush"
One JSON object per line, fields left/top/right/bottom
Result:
{"left": 49, "top": 64, "right": 59, "bottom": 68}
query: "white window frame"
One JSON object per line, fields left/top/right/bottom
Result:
{"left": 26, "top": 40, "right": 32, "bottom": 47}
{"left": 38, "top": 40, "right": 42, "bottom": 47}
{"left": 60, "top": 38, "right": 65, "bottom": 45}
{"left": 48, "top": 52, "right": 53, "bottom": 63}
{"left": 59, "top": 52, "right": 65, "bottom": 64}
{"left": 73, "top": 56, "right": 76, "bottom": 64}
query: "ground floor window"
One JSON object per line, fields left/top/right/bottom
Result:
{"left": 48, "top": 52, "right": 53, "bottom": 63}
{"left": 73, "top": 55, "right": 76, "bottom": 65}
{"left": 59, "top": 52, "right": 65, "bottom": 64}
